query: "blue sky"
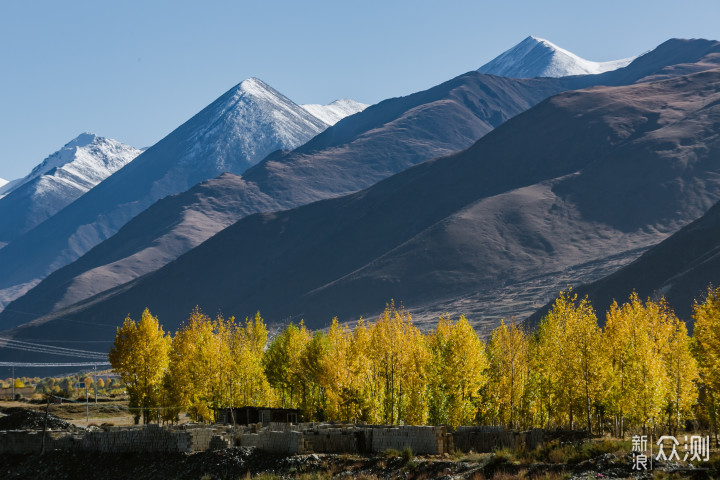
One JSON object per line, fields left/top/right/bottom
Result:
{"left": 1, "top": 0, "right": 718, "bottom": 179}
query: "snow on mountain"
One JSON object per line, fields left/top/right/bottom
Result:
{"left": 0, "top": 178, "right": 22, "bottom": 198}
{"left": 0, "top": 77, "right": 330, "bottom": 310}
{"left": 0, "top": 177, "right": 9, "bottom": 198}
{"left": 479, "top": 36, "right": 636, "bottom": 78}
{"left": 13, "top": 132, "right": 139, "bottom": 193}
{"left": 0, "top": 133, "right": 141, "bottom": 246}
{"left": 301, "top": 99, "right": 369, "bottom": 125}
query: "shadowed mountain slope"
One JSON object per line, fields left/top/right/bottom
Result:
{"left": 528, "top": 199, "right": 720, "bottom": 329}
{"left": 5, "top": 38, "right": 720, "bottom": 331}
{"left": 6, "top": 68, "right": 720, "bottom": 352}
{"left": 0, "top": 72, "right": 578, "bottom": 328}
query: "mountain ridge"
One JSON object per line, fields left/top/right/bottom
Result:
{"left": 0, "top": 72, "right": 578, "bottom": 325}
{"left": 4, "top": 38, "right": 720, "bottom": 330}
{"left": 479, "top": 35, "right": 636, "bottom": 78}
{"left": 0, "top": 77, "right": 329, "bottom": 310}
{"left": 0, "top": 133, "right": 141, "bottom": 247}
{"left": 7, "top": 67, "right": 720, "bottom": 348}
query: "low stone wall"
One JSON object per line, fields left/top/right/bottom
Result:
{"left": 370, "top": 426, "right": 450, "bottom": 455}
{"left": 0, "top": 424, "right": 235, "bottom": 455}
{"left": 238, "top": 430, "right": 305, "bottom": 454}
{"left": 0, "top": 430, "right": 80, "bottom": 454}
{"left": 82, "top": 425, "right": 195, "bottom": 453}
{"left": 302, "top": 427, "right": 365, "bottom": 454}
{"left": 0, "top": 423, "right": 541, "bottom": 456}
{"left": 453, "top": 426, "right": 543, "bottom": 452}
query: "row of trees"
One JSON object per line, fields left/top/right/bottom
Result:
{"left": 34, "top": 375, "right": 125, "bottom": 399}
{"left": 109, "top": 288, "right": 720, "bottom": 436}
{"left": 1, "top": 375, "right": 124, "bottom": 399}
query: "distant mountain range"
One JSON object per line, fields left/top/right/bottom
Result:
{"left": 301, "top": 99, "right": 369, "bottom": 125}
{"left": 6, "top": 56, "right": 720, "bottom": 357}
{"left": 0, "top": 133, "right": 141, "bottom": 248}
{"left": 0, "top": 79, "right": 362, "bottom": 310}
{"left": 478, "top": 35, "right": 636, "bottom": 78}
{"left": 0, "top": 72, "right": 578, "bottom": 327}
{"left": 4, "top": 37, "right": 720, "bottom": 370}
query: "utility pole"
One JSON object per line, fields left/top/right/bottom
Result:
{"left": 86, "top": 383, "right": 89, "bottom": 425}
{"left": 94, "top": 364, "right": 97, "bottom": 404}
{"left": 41, "top": 395, "right": 50, "bottom": 455}
{"left": 11, "top": 366, "right": 14, "bottom": 400}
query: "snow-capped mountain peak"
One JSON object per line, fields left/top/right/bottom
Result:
{"left": 301, "top": 99, "right": 369, "bottom": 125}
{"left": 0, "top": 133, "right": 142, "bottom": 244}
{"left": 478, "top": 35, "right": 636, "bottom": 78}
{"left": 0, "top": 77, "right": 338, "bottom": 310}
{"left": 12, "top": 133, "right": 140, "bottom": 196}
{"left": 0, "top": 178, "right": 7, "bottom": 188}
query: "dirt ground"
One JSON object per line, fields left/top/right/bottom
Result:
{"left": 0, "top": 399, "right": 136, "bottom": 427}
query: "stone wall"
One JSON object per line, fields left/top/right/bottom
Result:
{"left": 0, "top": 423, "right": 541, "bottom": 456}
{"left": 302, "top": 426, "right": 365, "bottom": 454}
{"left": 370, "top": 426, "right": 450, "bottom": 455}
{"left": 0, "top": 430, "right": 79, "bottom": 454}
{"left": 238, "top": 430, "right": 305, "bottom": 454}
{"left": 453, "top": 426, "right": 543, "bottom": 453}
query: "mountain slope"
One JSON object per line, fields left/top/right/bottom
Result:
{"left": 528, "top": 199, "right": 720, "bottom": 327}
{"left": 301, "top": 99, "right": 368, "bottom": 125}
{"left": 0, "top": 78, "right": 328, "bottom": 310}
{"left": 3, "top": 38, "right": 720, "bottom": 330}
{"left": 0, "top": 133, "right": 141, "bottom": 247}
{"left": 8, "top": 68, "right": 720, "bottom": 349}
{"left": 479, "top": 35, "right": 635, "bottom": 78}
{"left": 0, "top": 72, "right": 578, "bottom": 327}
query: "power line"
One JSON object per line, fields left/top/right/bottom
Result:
{"left": 0, "top": 336, "right": 108, "bottom": 359}
{"left": 0, "top": 343, "right": 107, "bottom": 359}
{"left": 0, "top": 337, "right": 107, "bottom": 356}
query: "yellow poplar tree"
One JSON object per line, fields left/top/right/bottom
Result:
{"left": 604, "top": 293, "right": 671, "bottom": 434}
{"left": 322, "top": 317, "right": 352, "bottom": 420}
{"left": 368, "top": 302, "right": 430, "bottom": 425}
{"left": 298, "top": 331, "right": 330, "bottom": 420}
{"left": 537, "top": 290, "right": 606, "bottom": 432}
{"left": 166, "top": 307, "right": 227, "bottom": 422}
{"left": 345, "top": 318, "right": 376, "bottom": 422}
{"left": 486, "top": 319, "right": 529, "bottom": 428}
{"left": 692, "top": 286, "right": 720, "bottom": 440}
{"left": 109, "top": 308, "right": 171, "bottom": 424}
{"left": 664, "top": 316, "right": 698, "bottom": 433}
{"left": 263, "top": 321, "right": 311, "bottom": 408}
{"left": 228, "top": 312, "right": 276, "bottom": 409}
{"left": 428, "top": 315, "right": 488, "bottom": 427}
